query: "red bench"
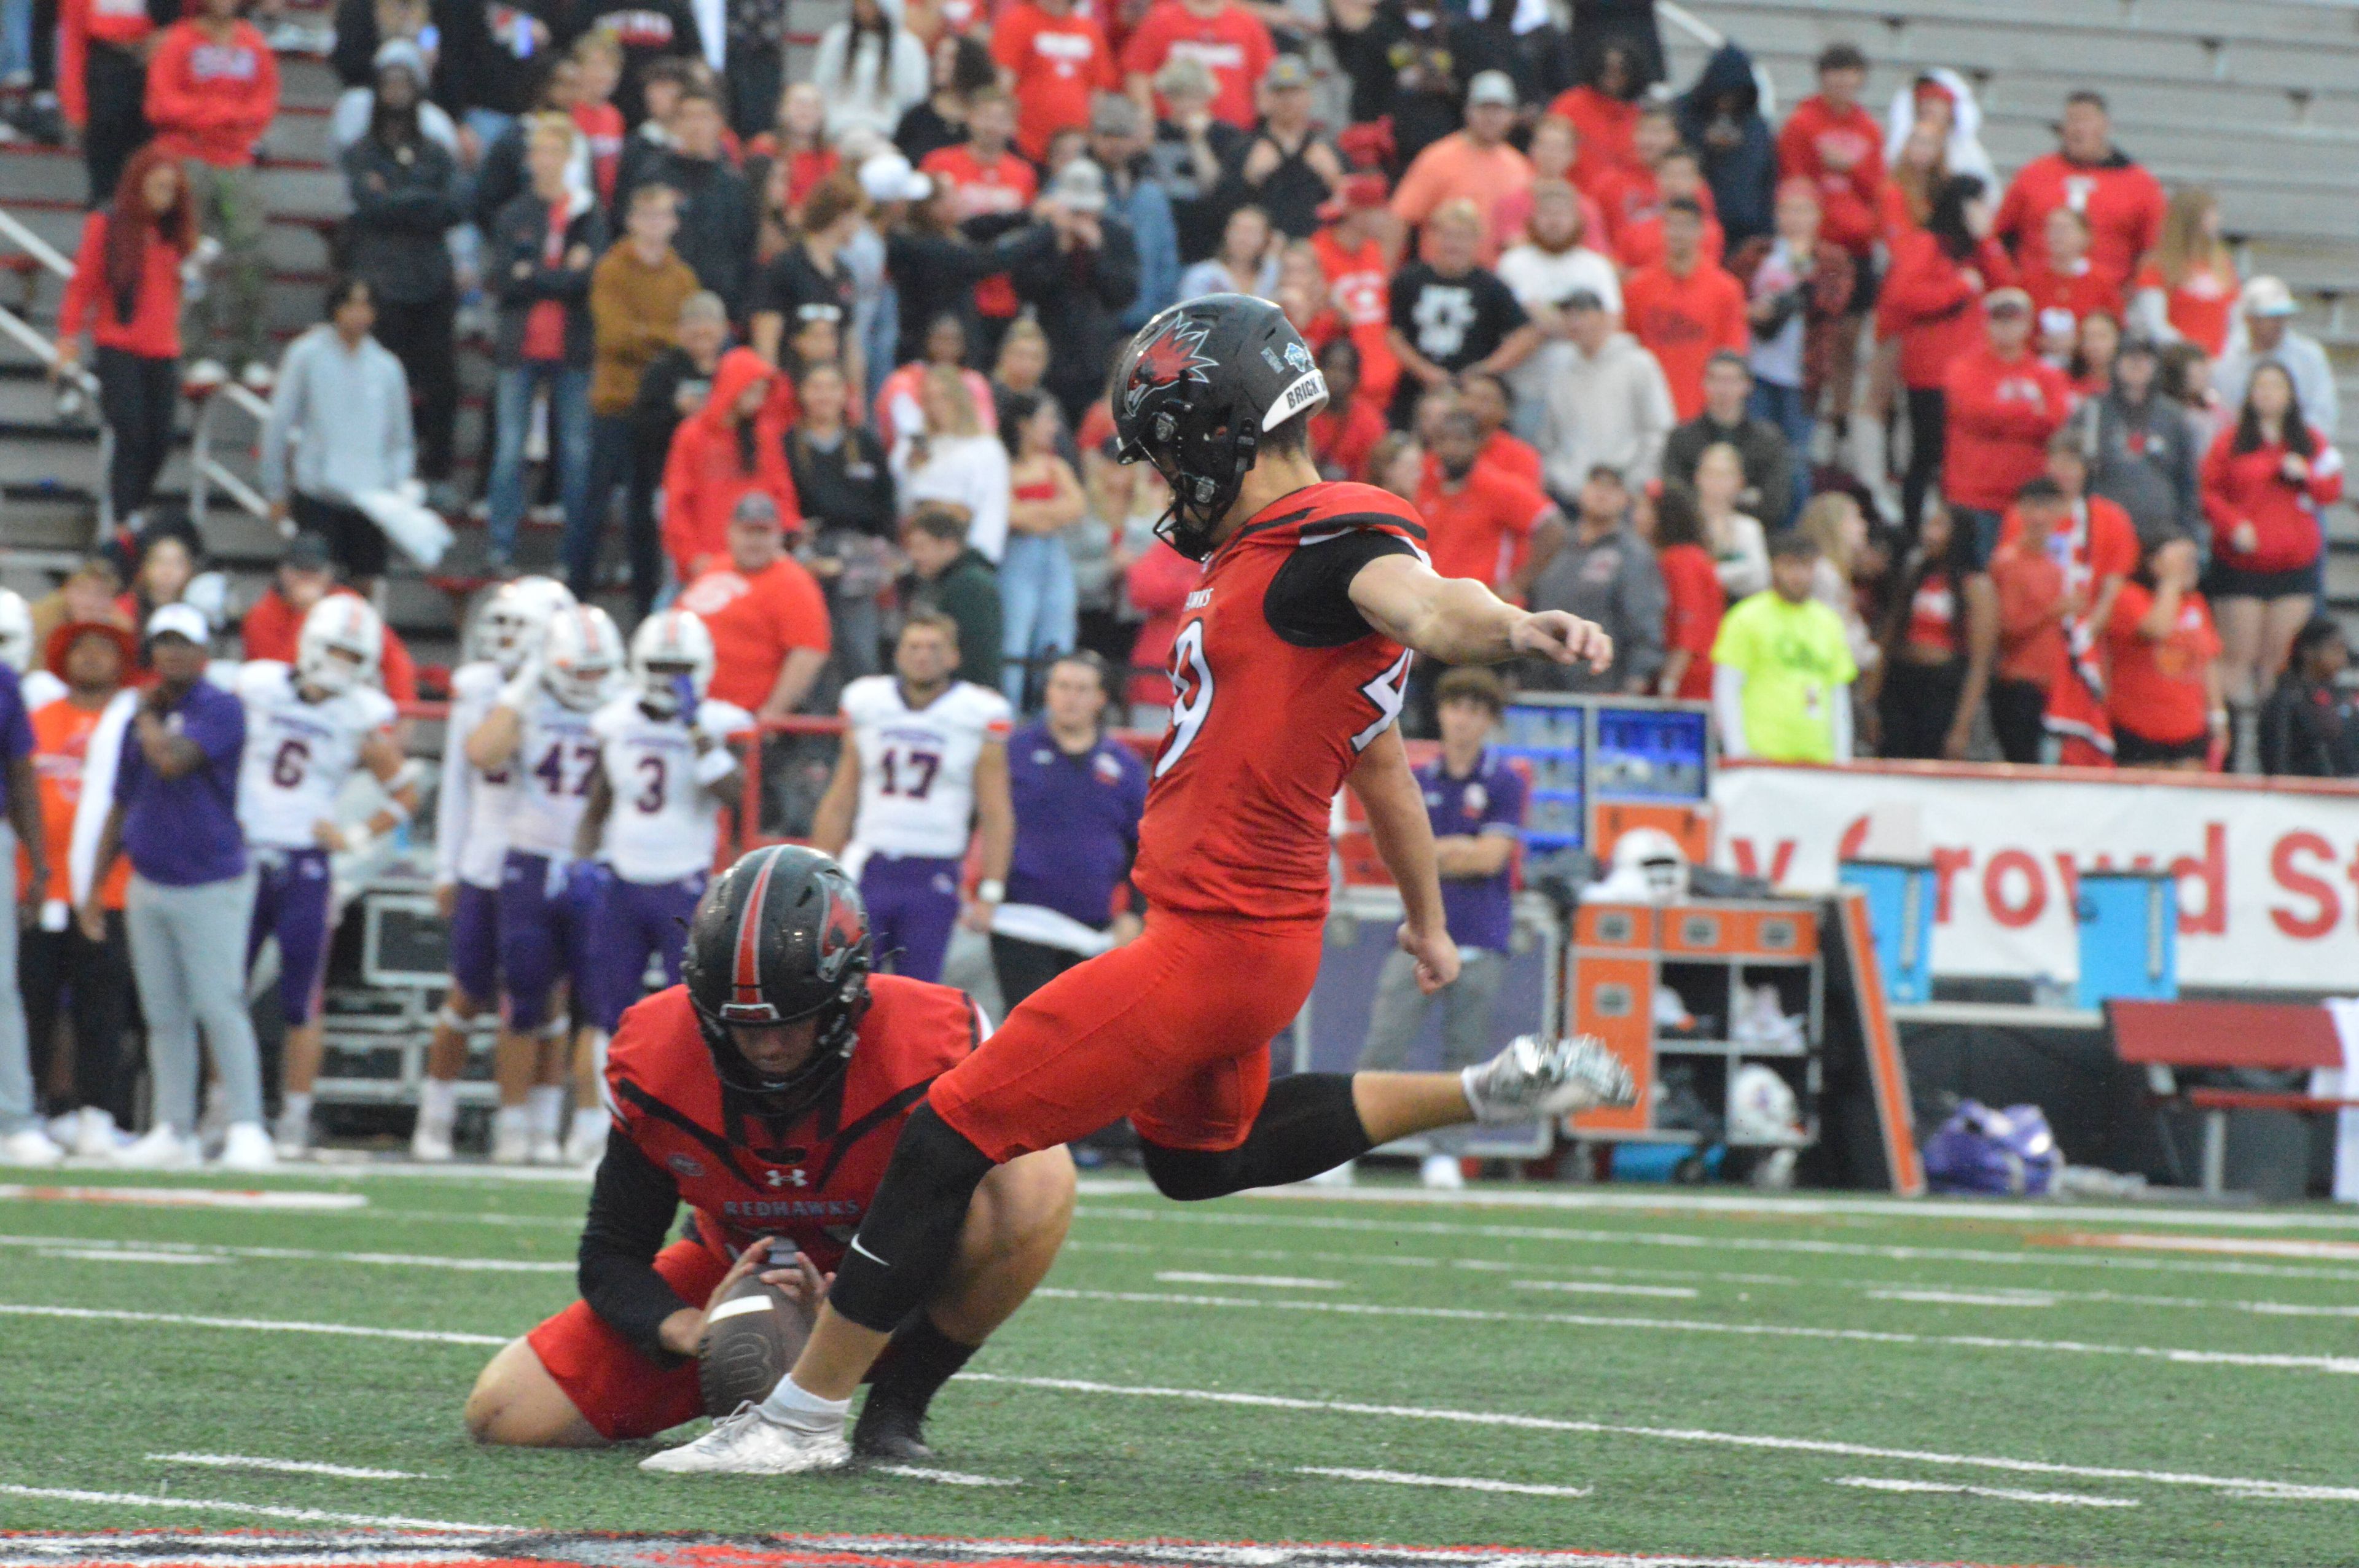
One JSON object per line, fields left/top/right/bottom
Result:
{"left": 2106, "top": 999, "right": 2349, "bottom": 1193}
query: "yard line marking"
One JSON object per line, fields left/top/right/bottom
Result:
{"left": 1154, "top": 1271, "right": 1343, "bottom": 1289}
{"left": 1297, "top": 1465, "right": 1592, "bottom": 1497}
{"left": 1511, "top": 1280, "right": 1702, "bottom": 1300}
{"left": 0, "top": 1185, "right": 366, "bottom": 1211}
{"left": 957, "top": 1371, "right": 2359, "bottom": 1501}
{"left": 0, "top": 1233, "right": 571, "bottom": 1274}
{"left": 0, "top": 1486, "right": 513, "bottom": 1533}
{"left": 1074, "top": 1205, "right": 2359, "bottom": 1284}
{"left": 1030, "top": 1287, "right": 2359, "bottom": 1375}
{"left": 147, "top": 1453, "right": 439, "bottom": 1481}
{"left": 36, "top": 1247, "right": 225, "bottom": 1265}
{"left": 0, "top": 1305, "right": 504, "bottom": 1346}
{"left": 872, "top": 1464, "right": 1023, "bottom": 1487}
{"left": 1867, "top": 1290, "right": 2058, "bottom": 1309}
{"left": 1829, "top": 1476, "right": 2139, "bottom": 1508}
{"left": 2040, "top": 1231, "right": 2359, "bottom": 1262}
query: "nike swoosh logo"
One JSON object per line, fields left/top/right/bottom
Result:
{"left": 849, "top": 1237, "right": 890, "bottom": 1268}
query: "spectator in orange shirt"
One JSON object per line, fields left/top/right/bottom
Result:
{"left": 1120, "top": 0, "right": 1274, "bottom": 131}
{"left": 1417, "top": 408, "right": 1567, "bottom": 600}
{"left": 2130, "top": 187, "right": 2239, "bottom": 356}
{"left": 1622, "top": 198, "right": 1748, "bottom": 423}
{"left": 2107, "top": 536, "right": 2224, "bottom": 771}
{"left": 676, "top": 494, "right": 833, "bottom": 722}
{"left": 1390, "top": 71, "right": 1533, "bottom": 267}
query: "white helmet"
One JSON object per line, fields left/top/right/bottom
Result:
{"left": 295, "top": 594, "right": 383, "bottom": 696}
{"left": 0, "top": 588, "right": 31, "bottom": 674}
{"left": 1610, "top": 826, "right": 1689, "bottom": 905}
{"left": 1727, "top": 1064, "right": 1802, "bottom": 1145}
{"left": 542, "top": 604, "right": 625, "bottom": 711}
{"left": 482, "top": 575, "right": 576, "bottom": 676}
{"left": 628, "top": 609, "right": 715, "bottom": 716}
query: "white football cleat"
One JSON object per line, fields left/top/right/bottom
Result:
{"left": 410, "top": 1123, "right": 455, "bottom": 1163}
{"left": 1418, "top": 1152, "right": 1466, "bottom": 1189}
{"left": 640, "top": 1405, "right": 852, "bottom": 1475}
{"left": 217, "top": 1122, "right": 278, "bottom": 1172}
{"left": 528, "top": 1134, "right": 563, "bottom": 1165}
{"left": 72, "top": 1107, "right": 121, "bottom": 1159}
{"left": 490, "top": 1115, "right": 531, "bottom": 1165}
{"left": 0, "top": 1127, "right": 65, "bottom": 1168}
{"left": 1463, "top": 1034, "right": 1638, "bottom": 1123}
{"left": 272, "top": 1107, "right": 311, "bottom": 1160}
{"left": 114, "top": 1125, "right": 197, "bottom": 1169}
{"left": 561, "top": 1108, "right": 606, "bottom": 1166}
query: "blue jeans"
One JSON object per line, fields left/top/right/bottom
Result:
{"left": 1750, "top": 380, "right": 1815, "bottom": 528}
{"left": 0, "top": 0, "right": 31, "bottom": 83}
{"left": 999, "top": 532, "right": 1077, "bottom": 707}
{"left": 488, "top": 362, "right": 591, "bottom": 563}
{"left": 569, "top": 413, "right": 635, "bottom": 598}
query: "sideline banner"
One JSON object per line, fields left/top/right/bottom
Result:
{"left": 1711, "top": 762, "right": 2359, "bottom": 990}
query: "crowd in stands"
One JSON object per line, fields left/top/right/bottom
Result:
{"left": 18, "top": 0, "right": 2359, "bottom": 781}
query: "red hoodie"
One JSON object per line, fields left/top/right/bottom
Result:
{"left": 1939, "top": 343, "right": 2075, "bottom": 512}
{"left": 58, "top": 0, "right": 163, "bottom": 128}
{"left": 144, "top": 15, "right": 279, "bottom": 168}
{"left": 1876, "top": 230, "right": 2016, "bottom": 391}
{"left": 1546, "top": 85, "right": 1640, "bottom": 198}
{"left": 2200, "top": 424, "right": 2344, "bottom": 574}
{"left": 59, "top": 211, "right": 184, "bottom": 358}
{"left": 660, "top": 349, "right": 802, "bottom": 581}
{"left": 1993, "top": 152, "right": 2166, "bottom": 290}
{"left": 240, "top": 586, "right": 420, "bottom": 703}
{"left": 1776, "top": 96, "right": 1885, "bottom": 257}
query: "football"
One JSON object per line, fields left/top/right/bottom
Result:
{"left": 696, "top": 1272, "right": 816, "bottom": 1417}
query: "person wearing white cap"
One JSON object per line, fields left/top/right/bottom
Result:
{"left": 80, "top": 605, "right": 273, "bottom": 1171}
{"left": 0, "top": 609, "right": 54, "bottom": 1166}
{"left": 2215, "top": 275, "right": 2338, "bottom": 447}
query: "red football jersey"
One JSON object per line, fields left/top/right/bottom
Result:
{"left": 1130, "top": 482, "right": 1426, "bottom": 924}
{"left": 605, "top": 978, "right": 984, "bottom": 1271}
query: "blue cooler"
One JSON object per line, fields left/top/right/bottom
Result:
{"left": 1839, "top": 859, "right": 1935, "bottom": 1005}
{"left": 2073, "top": 868, "right": 2178, "bottom": 1007}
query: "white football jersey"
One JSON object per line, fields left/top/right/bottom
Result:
{"left": 504, "top": 688, "right": 609, "bottom": 859}
{"left": 842, "top": 676, "right": 1011, "bottom": 862}
{"left": 434, "top": 661, "right": 517, "bottom": 889}
{"left": 589, "top": 693, "right": 754, "bottom": 883}
{"left": 233, "top": 662, "right": 397, "bottom": 851}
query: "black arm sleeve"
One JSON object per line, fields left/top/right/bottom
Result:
{"left": 577, "top": 1126, "right": 693, "bottom": 1361}
{"left": 1262, "top": 529, "right": 1420, "bottom": 647}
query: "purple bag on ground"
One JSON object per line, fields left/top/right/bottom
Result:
{"left": 1921, "top": 1101, "right": 2062, "bottom": 1196}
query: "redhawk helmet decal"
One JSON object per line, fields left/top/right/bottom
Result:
{"left": 1122, "top": 313, "right": 1218, "bottom": 419}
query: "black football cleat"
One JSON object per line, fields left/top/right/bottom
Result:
{"left": 851, "top": 1397, "right": 937, "bottom": 1463}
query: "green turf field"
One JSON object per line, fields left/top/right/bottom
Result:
{"left": 1, "top": 1169, "right": 2355, "bottom": 1567}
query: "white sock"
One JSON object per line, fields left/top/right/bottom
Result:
{"left": 280, "top": 1091, "right": 313, "bottom": 1126}
{"left": 568, "top": 1106, "right": 606, "bottom": 1146}
{"left": 417, "top": 1078, "right": 458, "bottom": 1134}
{"left": 757, "top": 1375, "right": 851, "bottom": 1432}
{"left": 494, "top": 1104, "right": 530, "bottom": 1142}
{"left": 526, "top": 1085, "right": 565, "bottom": 1139}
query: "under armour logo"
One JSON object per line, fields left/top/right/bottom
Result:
{"left": 763, "top": 1168, "right": 808, "bottom": 1189}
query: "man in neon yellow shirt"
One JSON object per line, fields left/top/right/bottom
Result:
{"left": 1710, "top": 532, "right": 1857, "bottom": 762}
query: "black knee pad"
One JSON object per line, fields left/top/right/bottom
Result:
{"left": 1140, "top": 1141, "right": 1246, "bottom": 1203}
{"left": 826, "top": 1102, "right": 998, "bottom": 1333}
{"left": 1139, "top": 1073, "right": 1372, "bottom": 1201}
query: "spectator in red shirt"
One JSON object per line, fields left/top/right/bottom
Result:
{"left": 144, "top": 0, "right": 279, "bottom": 389}
{"left": 1940, "top": 286, "right": 2074, "bottom": 564}
{"left": 1646, "top": 482, "right": 1724, "bottom": 700}
{"left": 2201, "top": 361, "right": 2346, "bottom": 748}
{"left": 1778, "top": 43, "right": 1885, "bottom": 269}
{"left": 237, "top": 534, "right": 419, "bottom": 704}
{"left": 1983, "top": 486, "right": 2070, "bottom": 764}
{"left": 1622, "top": 198, "right": 1748, "bottom": 422}
{"left": 58, "top": 0, "right": 168, "bottom": 209}
{"left": 2021, "top": 206, "right": 2124, "bottom": 348}
{"left": 1460, "top": 373, "right": 1543, "bottom": 489}
{"left": 1121, "top": 537, "right": 1200, "bottom": 726}
{"left": 1610, "top": 147, "right": 1726, "bottom": 273}
{"left": 2130, "top": 187, "right": 2239, "bottom": 356}
{"left": 920, "top": 87, "right": 1039, "bottom": 353}
{"left": 993, "top": 0, "right": 1117, "bottom": 163}
{"left": 1120, "top": 0, "right": 1274, "bottom": 132}
{"left": 1993, "top": 90, "right": 2166, "bottom": 293}
{"left": 1417, "top": 408, "right": 1566, "bottom": 600}
{"left": 1878, "top": 173, "right": 2013, "bottom": 528}
{"left": 54, "top": 146, "right": 194, "bottom": 527}
{"left": 661, "top": 348, "right": 803, "bottom": 584}
{"left": 1877, "top": 503, "right": 1995, "bottom": 759}
{"left": 569, "top": 32, "right": 627, "bottom": 207}
{"left": 2107, "top": 536, "right": 2223, "bottom": 771}
{"left": 1309, "top": 174, "right": 1401, "bottom": 413}
{"left": 676, "top": 494, "right": 833, "bottom": 721}
{"left": 1546, "top": 39, "right": 1645, "bottom": 198}
{"left": 1307, "top": 338, "right": 1384, "bottom": 482}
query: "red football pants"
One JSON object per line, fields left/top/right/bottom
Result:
{"left": 931, "top": 908, "right": 1325, "bottom": 1162}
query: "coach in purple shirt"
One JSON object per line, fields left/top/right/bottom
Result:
{"left": 1354, "top": 665, "right": 1525, "bottom": 1187}
{"left": 84, "top": 604, "right": 271, "bottom": 1169}
{"left": 989, "top": 651, "right": 1149, "bottom": 1010}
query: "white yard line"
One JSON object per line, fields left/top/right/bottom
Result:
{"left": 2046, "top": 1231, "right": 2359, "bottom": 1262}
{"left": 147, "top": 1453, "right": 439, "bottom": 1481}
{"left": 0, "top": 1233, "right": 571, "bottom": 1273}
{"left": 1297, "top": 1465, "right": 1591, "bottom": 1497}
{"left": 1154, "top": 1271, "right": 1342, "bottom": 1289}
{"left": 1829, "top": 1476, "right": 2140, "bottom": 1508}
{"left": 1510, "top": 1281, "right": 1702, "bottom": 1300}
{"left": 955, "top": 1371, "right": 2359, "bottom": 1501}
{"left": 0, "top": 1486, "right": 512, "bottom": 1533}
{"left": 1029, "top": 1287, "right": 2359, "bottom": 1375}
{"left": 0, "top": 1305, "right": 504, "bottom": 1346}
{"left": 1866, "top": 1289, "right": 2059, "bottom": 1309}
{"left": 871, "top": 1464, "right": 1023, "bottom": 1487}
{"left": 0, "top": 1185, "right": 366, "bottom": 1211}
{"left": 36, "top": 1248, "right": 225, "bottom": 1265}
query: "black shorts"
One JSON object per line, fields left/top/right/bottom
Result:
{"left": 1844, "top": 250, "right": 1882, "bottom": 315}
{"left": 2203, "top": 556, "right": 2320, "bottom": 601}
{"left": 292, "top": 492, "right": 389, "bottom": 582}
{"left": 2112, "top": 726, "right": 2208, "bottom": 766}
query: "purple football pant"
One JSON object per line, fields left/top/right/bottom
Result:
{"left": 858, "top": 852, "right": 963, "bottom": 983}
{"left": 447, "top": 881, "right": 501, "bottom": 1005}
{"left": 498, "top": 851, "right": 595, "bottom": 1032}
{"left": 589, "top": 870, "right": 706, "bottom": 1032}
{"left": 246, "top": 848, "right": 333, "bottom": 1024}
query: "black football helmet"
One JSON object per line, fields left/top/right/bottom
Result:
{"left": 1111, "top": 294, "right": 1328, "bottom": 560}
{"left": 681, "top": 844, "right": 873, "bottom": 1118}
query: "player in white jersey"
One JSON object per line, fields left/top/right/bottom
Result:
{"left": 233, "top": 595, "right": 423, "bottom": 1157}
{"left": 559, "top": 609, "right": 752, "bottom": 1161}
{"left": 413, "top": 576, "right": 574, "bottom": 1161}
{"left": 466, "top": 602, "right": 626, "bottom": 1162}
{"left": 812, "top": 612, "right": 1014, "bottom": 983}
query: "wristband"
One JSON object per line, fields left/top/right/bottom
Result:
{"left": 341, "top": 824, "right": 374, "bottom": 857}
{"left": 976, "top": 879, "right": 1006, "bottom": 903}
{"left": 694, "top": 747, "right": 738, "bottom": 786}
